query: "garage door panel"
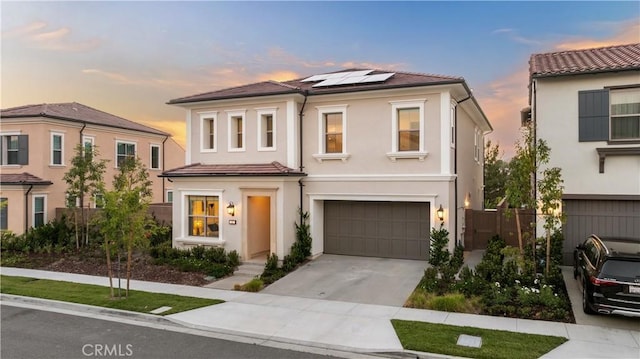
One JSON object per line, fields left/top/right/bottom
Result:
{"left": 324, "top": 201, "right": 429, "bottom": 260}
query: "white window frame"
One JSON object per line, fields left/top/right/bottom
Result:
{"left": 609, "top": 87, "right": 640, "bottom": 141}
{"left": 312, "top": 104, "right": 350, "bottom": 162}
{"left": 387, "top": 99, "right": 428, "bottom": 161}
{"left": 115, "top": 140, "right": 137, "bottom": 168}
{"left": 450, "top": 101, "right": 456, "bottom": 148}
{"left": 199, "top": 111, "right": 218, "bottom": 153}
{"left": 32, "top": 194, "right": 47, "bottom": 228}
{"left": 226, "top": 109, "right": 246, "bottom": 152}
{"left": 166, "top": 190, "right": 173, "bottom": 203}
{"left": 256, "top": 107, "right": 277, "bottom": 151}
{"left": 0, "top": 197, "right": 8, "bottom": 231}
{"left": 178, "top": 190, "right": 226, "bottom": 247}
{"left": 150, "top": 144, "right": 161, "bottom": 170}
{"left": 92, "top": 193, "right": 104, "bottom": 209}
{"left": 50, "top": 132, "right": 64, "bottom": 166}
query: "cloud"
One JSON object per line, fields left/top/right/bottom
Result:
{"left": 554, "top": 20, "right": 640, "bottom": 50}
{"left": 137, "top": 119, "right": 187, "bottom": 147}
{"left": 2, "top": 21, "right": 102, "bottom": 52}
{"left": 492, "top": 28, "right": 542, "bottom": 46}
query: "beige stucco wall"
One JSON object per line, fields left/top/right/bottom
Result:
{"left": 1, "top": 117, "right": 184, "bottom": 234}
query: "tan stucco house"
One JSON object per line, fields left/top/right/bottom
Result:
{"left": 0, "top": 102, "right": 185, "bottom": 234}
{"left": 162, "top": 69, "right": 492, "bottom": 262}
{"left": 526, "top": 43, "right": 640, "bottom": 263}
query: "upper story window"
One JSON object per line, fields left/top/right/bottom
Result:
{"left": 83, "top": 136, "right": 95, "bottom": 158}
{"left": 610, "top": 88, "right": 640, "bottom": 141}
{"left": 51, "top": 132, "right": 64, "bottom": 165}
{"left": 33, "top": 195, "right": 46, "bottom": 228}
{"left": 226, "top": 110, "right": 246, "bottom": 152}
{"left": 199, "top": 112, "right": 217, "bottom": 152}
{"left": 0, "top": 134, "right": 28, "bottom": 165}
{"left": 166, "top": 190, "right": 173, "bottom": 203}
{"left": 150, "top": 144, "right": 161, "bottom": 170}
{"left": 387, "top": 99, "right": 427, "bottom": 161}
{"left": 116, "top": 141, "right": 136, "bottom": 167}
{"left": 313, "top": 105, "right": 349, "bottom": 162}
{"left": 257, "top": 108, "right": 277, "bottom": 151}
{"left": 0, "top": 198, "right": 7, "bottom": 231}
{"left": 474, "top": 128, "right": 483, "bottom": 163}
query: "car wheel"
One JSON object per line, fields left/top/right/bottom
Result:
{"left": 582, "top": 283, "right": 595, "bottom": 315}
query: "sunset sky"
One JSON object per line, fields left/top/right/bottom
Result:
{"left": 2, "top": 1, "right": 639, "bottom": 158}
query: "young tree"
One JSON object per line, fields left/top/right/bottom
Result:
{"left": 538, "top": 167, "right": 564, "bottom": 275}
{"left": 63, "top": 144, "right": 108, "bottom": 248}
{"left": 484, "top": 140, "right": 508, "bottom": 208}
{"left": 99, "top": 156, "right": 152, "bottom": 298}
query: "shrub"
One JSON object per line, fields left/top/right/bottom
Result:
{"left": 429, "top": 224, "right": 450, "bottom": 267}
{"left": 204, "top": 247, "right": 227, "bottom": 264}
{"left": 226, "top": 250, "right": 240, "bottom": 269}
{"left": 191, "top": 245, "right": 206, "bottom": 260}
{"left": 429, "top": 293, "right": 469, "bottom": 312}
{"left": 235, "top": 278, "right": 264, "bottom": 292}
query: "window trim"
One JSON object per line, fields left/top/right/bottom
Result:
{"left": 450, "top": 101, "right": 456, "bottom": 148}
{"left": 609, "top": 87, "right": 640, "bottom": 142}
{"left": 199, "top": 111, "right": 218, "bottom": 153}
{"left": 226, "top": 110, "right": 246, "bottom": 152}
{"left": 50, "top": 132, "right": 65, "bottom": 166}
{"left": 313, "top": 104, "right": 350, "bottom": 162}
{"left": 178, "top": 190, "right": 226, "bottom": 246}
{"left": 0, "top": 197, "right": 7, "bottom": 231}
{"left": 150, "top": 144, "right": 161, "bottom": 170}
{"left": 115, "top": 140, "right": 137, "bottom": 168}
{"left": 387, "top": 99, "right": 427, "bottom": 161}
{"left": 166, "top": 190, "right": 173, "bottom": 203}
{"left": 256, "top": 108, "right": 277, "bottom": 151}
{"left": 0, "top": 132, "right": 22, "bottom": 166}
{"left": 32, "top": 194, "right": 47, "bottom": 228}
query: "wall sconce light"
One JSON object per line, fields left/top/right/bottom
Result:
{"left": 436, "top": 204, "right": 444, "bottom": 222}
{"left": 464, "top": 192, "right": 471, "bottom": 209}
{"left": 227, "top": 202, "right": 235, "bottom": 216}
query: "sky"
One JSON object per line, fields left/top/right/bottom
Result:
{"left": 2, "top": 1, "right": 639, "bottom": 159}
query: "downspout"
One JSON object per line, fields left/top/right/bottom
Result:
{"left": 162, "top": 136, "right": 169, "bottom": 202}
{"left": 24, "top": 183, "right": 33, "bottom": 233}
{"left": 455, "top": 94, "right": 473, "bottom": 247}
{"left": 79, "top": 122, "right": 87, "bottom": 145}
{"left": 298, "top": 91, "right": 309, "bottom": 224}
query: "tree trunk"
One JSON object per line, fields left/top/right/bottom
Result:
{"left": 104, "top": 238, "right": 114, "bottom": 298}
{"left": 126, "top": 240, "right": 132, "bottom": 298}
{"left": 515, "top": 208, "right": 523, "bottom": 253}
{"left": 545, "top": 228, "right": 551, "bottom": 276}
{"left": 74, "top": 209, "right": 79, "bottom": 250}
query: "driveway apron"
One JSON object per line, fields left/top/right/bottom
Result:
{"left": 261, "top": 254, "right": 426, "bottom": 307}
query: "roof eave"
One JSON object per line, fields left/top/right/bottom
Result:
{"left": 167, "top": 89, "right": 301, "bottom": 105}
{"left": 531, "top": 66, "right": 640, "bottom": 79}
{"left": 159, "top": 172, "right": 307, "bottom": 178}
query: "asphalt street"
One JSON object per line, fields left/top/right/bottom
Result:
{"left": 0, "top": 304, "right": 342, "bottom": 359}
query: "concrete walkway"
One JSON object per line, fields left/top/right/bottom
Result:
{"left": 2, "top": 267, "right": 639, "bottom": 358}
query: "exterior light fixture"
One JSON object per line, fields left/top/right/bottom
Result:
{"left": 436, "top": 204, "right": 445, "bottom": 222}
{"left": 227, "top": 202, "right": 235, "bottom": 216}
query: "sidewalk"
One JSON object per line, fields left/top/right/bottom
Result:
{"left": 2, "top": 267, "right": 639, "bottom": 358}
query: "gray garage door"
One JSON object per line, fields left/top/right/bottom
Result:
{"left": 324, "top": 201, "right": 430, "bottom": 260}
{"left": 562, "top": 199, "right": 640, "bottom": 264}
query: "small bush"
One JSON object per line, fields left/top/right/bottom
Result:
{"left": 204, "top": 247, "right": 227, "bottom": 264}
{"left": 429, "top": 225, "right": 450, "bottom": 267}
{"left": 191, "top": 245, "right": 206, "bottom": 260}
{"left": 235, "top": 278, "right": 264, "bottom": 292}
{"left": 429, "top": 293, "right": 469, "bottom": 312}
{"left": 226, "top": 250, "right": 240, "bottom": 269}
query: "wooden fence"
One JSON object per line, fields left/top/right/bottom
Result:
{"left": 55, "top": 203, "right": 173, "bottom": 227}
{"left": 464, "top": 205, "right": 535, "bottom": 250}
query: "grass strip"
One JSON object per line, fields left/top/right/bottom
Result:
{"left": 391, "top": 319, "right": 567, "bottom": 359}
{"left": 0, "top": 275, "right": 222, "bottom": 315}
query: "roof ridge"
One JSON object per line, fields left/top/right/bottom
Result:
{"left": 268, "top": 80, "right": 300, "bottom": 91}
{"left": 531, "top": 43, "right": 640, "bottom": 58}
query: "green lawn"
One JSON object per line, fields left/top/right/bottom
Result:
{"left": 391, "top": 319, "right": 567, "bottom": 359}
{"left": 0, "top": 275, "right": 222, "bottom": 315}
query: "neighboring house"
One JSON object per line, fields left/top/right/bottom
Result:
{"left": 162, "top": 69, "right": 492, "bottom": 262}
{"left": 527, "top": 43, "right": 640, "bottom": 263}
{"left": 0, "top": 102, "right": 185, "bottom": 235}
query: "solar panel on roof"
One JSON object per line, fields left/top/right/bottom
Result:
{"left": 302, "top": 70, "right": 373, "bottom": 82}
{"left": 303, "top": 70, "right": 395, "bottom": 87}
{"left": 360, "top": 73, "right": 395, "bottom": 83}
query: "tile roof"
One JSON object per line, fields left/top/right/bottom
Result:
{"left": 0, "top": 102, "right": 170, "bottom": 136}
{"left": 168, "top": 69, "right": 465, "bottom": 104}
{"left": 0, "top": 173, "right": 53, "bottom": 185}
{"left": 529, "top": 43, "right": 640, "bottom": 78}
{"left": 160, "top": 161, "right": 306, "bottom": 177}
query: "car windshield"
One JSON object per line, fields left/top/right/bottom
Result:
{"left": 601, "top": 259, "right": 640, "bottom": 279}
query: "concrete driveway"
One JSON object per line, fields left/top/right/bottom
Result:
{"left": 561, "top": 267, "right": 640, "bottom": 331}
{"left": 261, "top": 254, "right": 426, "bottom": 307}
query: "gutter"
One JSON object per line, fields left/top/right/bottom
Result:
{"left": 23, "top": 183, "right": 33, "bottom": 233}
{"left": 162, "top": 136, "right": 169, "bottom": 202}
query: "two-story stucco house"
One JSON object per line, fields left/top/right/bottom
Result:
{"left": 0, "top": 102, "right": 185, "bottom": 235}
{"left": 162, "top": 69, "right": 492, "bottom": 262}
{"left": 527, "top": 43, "right": 640, "bottom": 263}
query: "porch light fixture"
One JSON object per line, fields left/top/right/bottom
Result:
{"left": 436, "top": 204, "right": 445, "bottom": 222}
{"left": 227, "top": 202, "right": 235, "bottom": 216}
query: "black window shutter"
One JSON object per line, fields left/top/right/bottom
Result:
{"left": 578, "top": 89, "right": 609, "bottom": 142}
{"left": 17, "top": 135, "right": 28, "bottom": 165}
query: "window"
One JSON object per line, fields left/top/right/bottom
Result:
{"left": 474, "top": 128, "right": 479, "bottom": 162}
{"left": 188, "top": 195, "right": 219, "bottom": 237}
{"left": 313, "top": 105, "right": 349, "bottom": 162}
{"left": 474, "top": 129, "right": 483, "bottom": 163}
{"left": 227, "top": 110, "right": 246, "bottom": 151}
{"left": 388, "top": 99, "right": 426, "bottom": 161}
{"left": 199, "top": 112, "right": 217, "bottom": 152}
{"left": 610, "top": 88, "right": 640, "bottom": 141}
{"left": 257, "top": 108, "right": 277, "bottom": 151}
{"left": 33, "top": 195, "right": 46, "bottom": 228}
{"left": 450, "top": 102, "right": 456, "bottom": 148}
{"left": 116, "top": 141, "right": 136, "bottom": 167}
{"left": 150, "top": 144, "right": 160, "bottom": 170}
{"left": 0, "top": 134, "right": 28, "bottom": 165}
{"left": 65, "top": 193, "right": 80, "bottom": 208}
{"left": 166, "top": 190, "right": 173, "bottom": 203}
{"left": 93, "top": 194, "right": 104, "bottom": 209}
{"left": 83, "top": 136, "right": 95, "bottom": 158}
{"left": 0, "top": 198, "right": 7, "bottom": 231}
{"left": 398, "top": 108, "right": 420, "bottom": 151}
{"left": 51, "top": 133, "right": 64, "bottom": 165}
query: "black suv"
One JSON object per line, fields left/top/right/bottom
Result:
{"left": 573, "top": 235, "right": 640, "bottom": 317}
